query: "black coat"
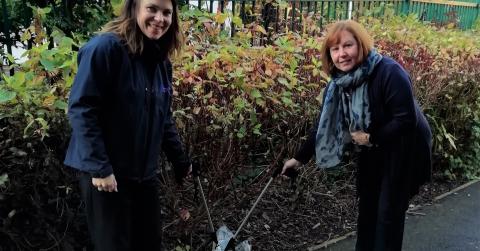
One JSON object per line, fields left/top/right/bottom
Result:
{"left": 295, "top": 56, "right": 432, "bottom": 201}
{"left": 64, "top": 33, "right": 190, "bottom": 181}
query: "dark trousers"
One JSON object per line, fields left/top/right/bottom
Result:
{"left": 355, "top": 149, "right": 409, "bottom": 251}
{"left": 78, "top": 173, "right": 163, "bottom": 251}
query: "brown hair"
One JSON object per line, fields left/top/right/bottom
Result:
{"left": 320, "top": 20, "right": 373, "bottom": 75}
{"left": 101, "top": 0, "right": 183, "bottom": 57}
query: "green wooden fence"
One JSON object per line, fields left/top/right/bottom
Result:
{"left": 409, "top": 0, "right": 479, "bottom": 28}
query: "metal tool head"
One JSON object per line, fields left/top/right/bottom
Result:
{"left": 215, "top": 226, "right": 251, "bottom": 251}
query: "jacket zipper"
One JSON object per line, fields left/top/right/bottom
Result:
{"left": 140, "top": 63, "right": 156, "bottom": 181}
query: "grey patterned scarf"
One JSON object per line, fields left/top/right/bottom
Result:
{"left": 315, "top": 50, "right": 383, "bottom": 168}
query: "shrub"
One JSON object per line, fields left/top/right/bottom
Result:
{"left": 1, "top": 10, "right": 479, "bottom": 250}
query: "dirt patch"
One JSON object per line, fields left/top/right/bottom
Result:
{"left": 161, "top": 168, "right": 465, "bottom": 251}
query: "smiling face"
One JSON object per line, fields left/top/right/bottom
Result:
{"left": 329, "top": 30, "right": 360, "bottom": 72}
{"left": 136, "top": 0, "right": 173, "bottom": 40}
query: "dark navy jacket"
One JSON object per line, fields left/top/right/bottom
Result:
{"left": 64, "top": 33, "right": 190, "bottom": 181}
{"left": 295, "top": 56, "right": 432, "bottom": 200}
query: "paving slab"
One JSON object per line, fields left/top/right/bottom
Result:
{"left": 317, "top": 180, "right": 480, "bottom": 251}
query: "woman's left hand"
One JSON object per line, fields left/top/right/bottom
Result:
{"left": 350, "top": 131, "right": 371, "bottom": 146}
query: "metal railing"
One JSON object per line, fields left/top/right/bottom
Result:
{"left": 185, "top": 0, "right": 479, "bottom": 32}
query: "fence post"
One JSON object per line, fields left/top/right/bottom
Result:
{"left": 1, "top": 0, "right": 14, "bottom": 76}
{"left": 291, "top": 0, "right": 296, "bottom": 31}
{"left": 231, "top": 0, "right": 236, "bottom": 37}
{"left": 402, "top": 0, "right": 410, "bottom": 15}
{"left": 476, "top": 3, "right": 480, "bottom": 27}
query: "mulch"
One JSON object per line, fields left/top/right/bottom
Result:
{"left": 161, "top": 168, "right": 464, "bottom": 251}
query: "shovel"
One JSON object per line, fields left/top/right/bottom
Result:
{"left": 193, "top": 162, "right": 298, "bottom": 251}
{"left": 192, "top": 162, "right": 217, "bottom": 251}
{"left": 222, "top": 165, "right": 298, "bottom": 251}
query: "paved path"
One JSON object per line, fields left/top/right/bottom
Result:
{"left": 320, "top": 180, "right": 480, "bottom": 251}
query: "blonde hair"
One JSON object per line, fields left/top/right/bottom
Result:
{"left": 321, "top": 20, "right": 373, "bottom": 74}
{"left": 101, "top": 0, "right": 183, "bottom": 57}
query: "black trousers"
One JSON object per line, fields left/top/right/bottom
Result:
{"left": 355, "top": 149, "right": 409, "bottom": 251}
{"left": 78, "top": 173, "right": 163, "bottom": 251}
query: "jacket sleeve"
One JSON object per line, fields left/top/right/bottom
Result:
{"left": 162, "top": 109, "right": 191, "bottom": 182}
{"left": 66, "top": 37, "right": 118, "bottom": 178}
{"left": 368, "top": 64, "right": 417, "bottom": 146}
{"left": 294, "top": 124, "right": 317, "bottom": 164}
{"left": 162, "top": 62, "right": 191, "bottom": 182}
{"left": 294, "top": 87, "right": 328, "bottom": 164}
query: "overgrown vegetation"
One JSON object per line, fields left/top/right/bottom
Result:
{"left": 1, "top": 5, "right": 479, "bottom": 250}
{"left": 0, "top": 0, "right": 113, "bottom": 51}
{"left": 365, "top": 13, "right": 480, "bottom": 179}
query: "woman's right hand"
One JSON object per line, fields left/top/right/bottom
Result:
{"left": 281, "top": 158, "right": 302, "bottom": 176}
{"left": 92, "top": 174, "right": 118, "bottom": 192}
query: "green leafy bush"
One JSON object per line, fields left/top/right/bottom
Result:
{"left": 1, "top": 8, "right": 480, "bottom": 250}
{"left": 364, "top": 14, "right": 480, "bottom": 180}
{"left": 0, "top": 14, "right": 86, "bottom": 249}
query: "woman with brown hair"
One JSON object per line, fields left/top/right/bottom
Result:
{"left": 282, "top": 20, "right": 432, "bottom": 251}
{"left": 64, "top": 0, "right": 191, "bottom": 249}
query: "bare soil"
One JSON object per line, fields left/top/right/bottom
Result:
{"left": 161, "top": 168, "right": 464, "bottom": 251}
